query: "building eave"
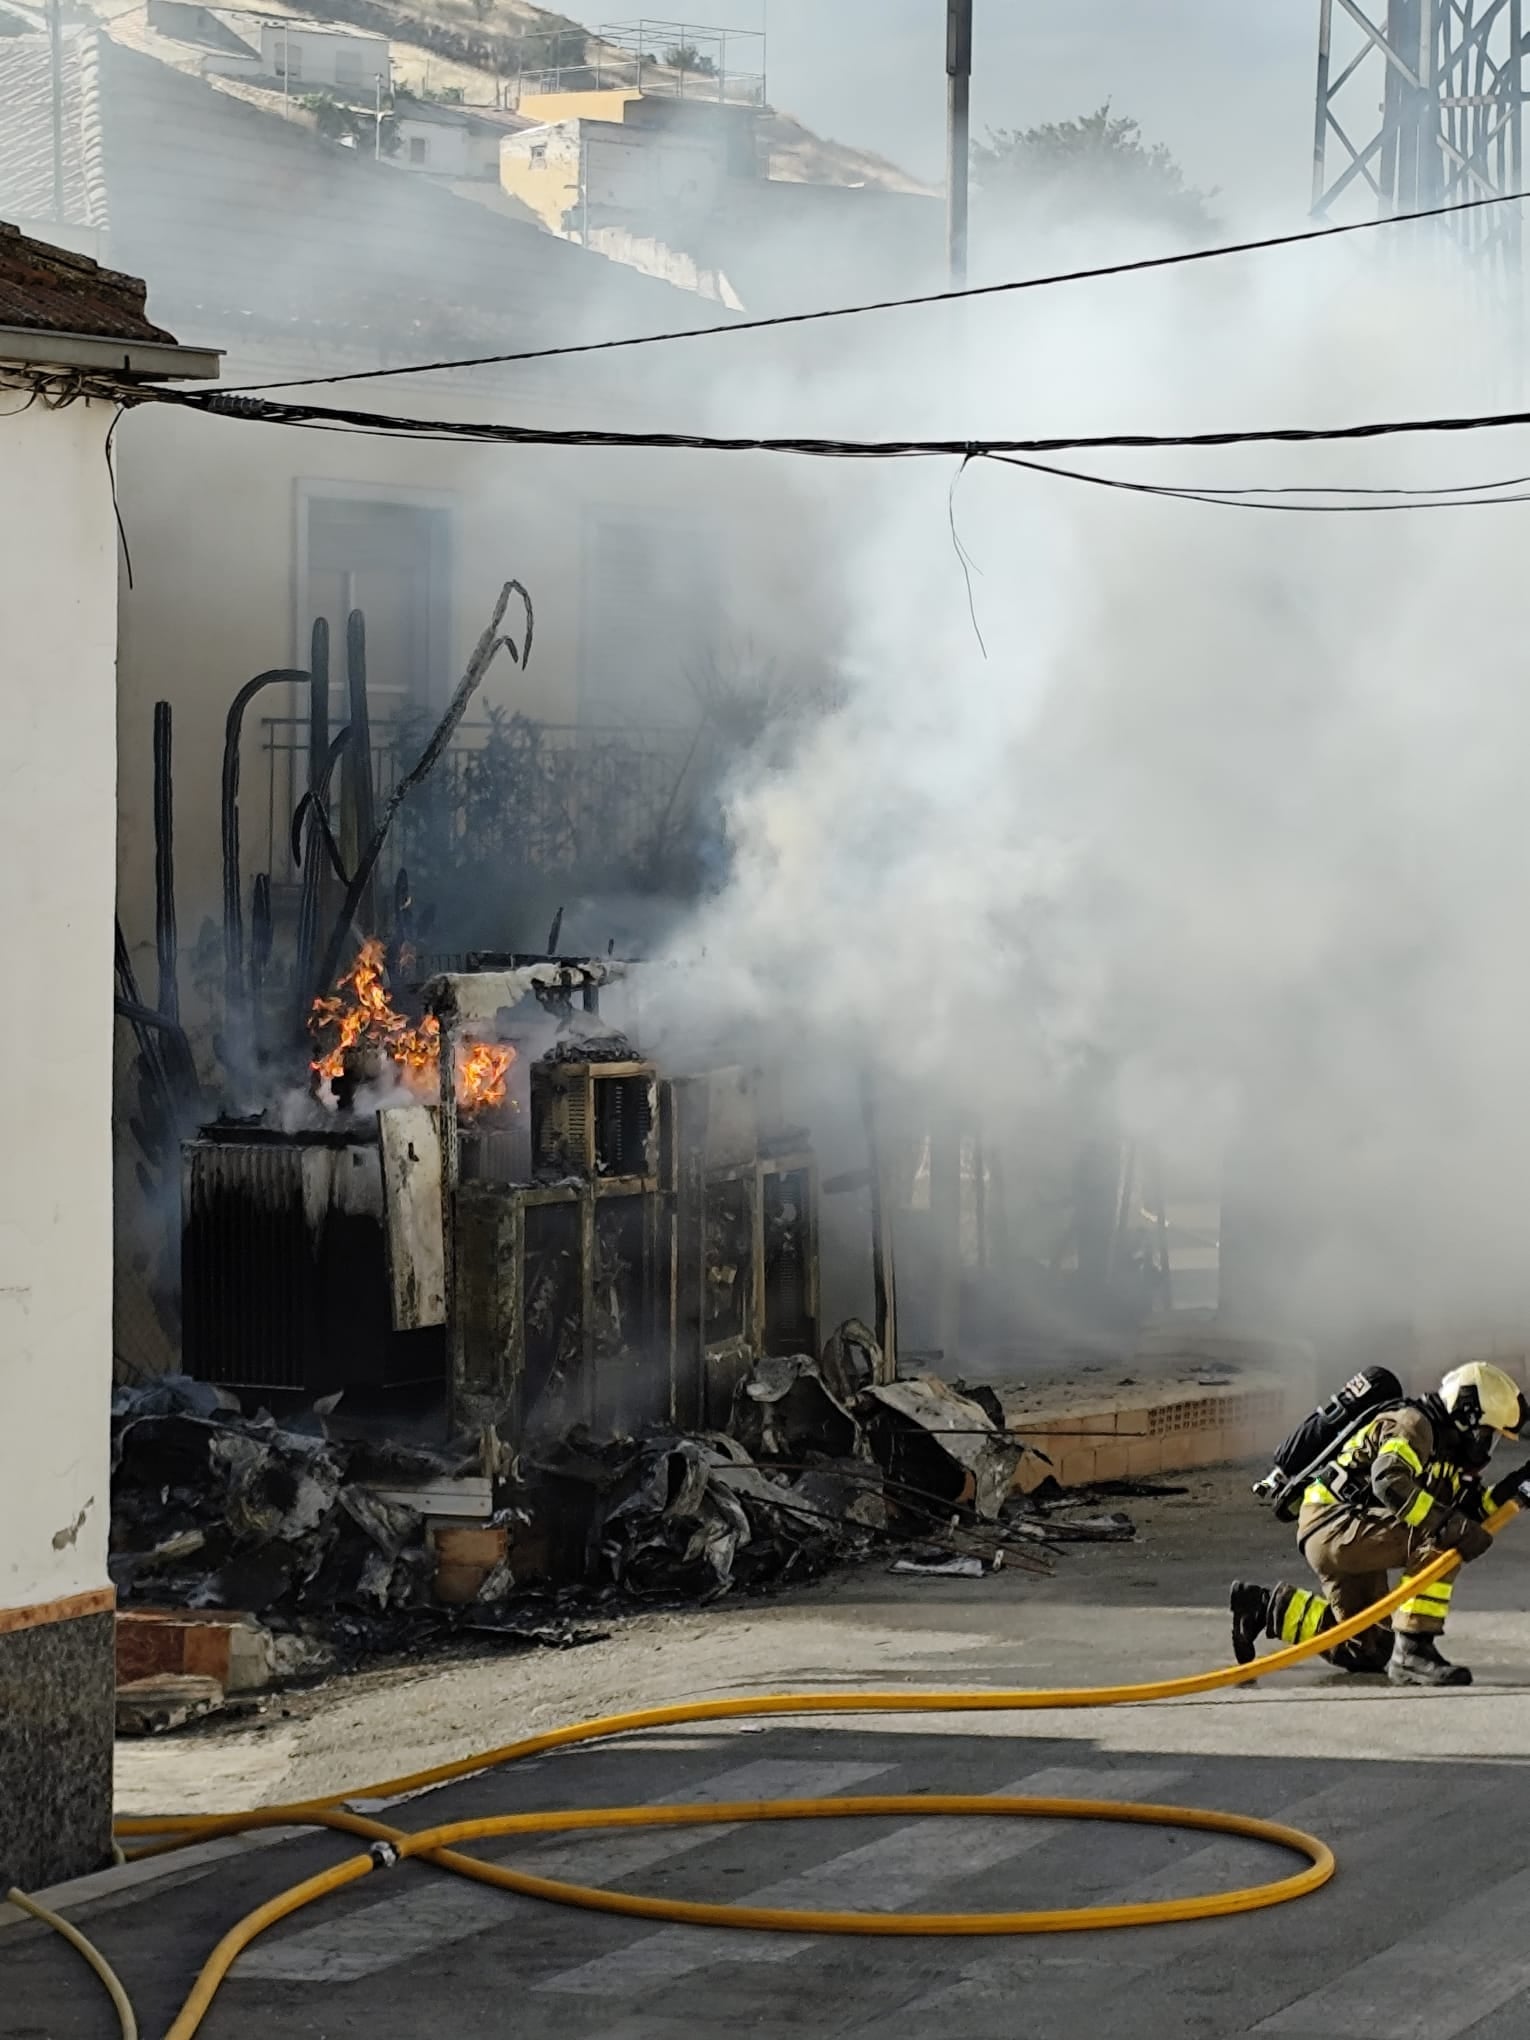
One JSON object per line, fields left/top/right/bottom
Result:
{"left": 0, "top": 322, "right": 222, "bottom": 378}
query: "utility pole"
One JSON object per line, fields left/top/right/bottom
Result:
{"left": 945, "top": 0, "right": 973, "bottom": 285}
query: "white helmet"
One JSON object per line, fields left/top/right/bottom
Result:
{"left": 1439, "top": 1361, "right": 1530, "bottom": 1439}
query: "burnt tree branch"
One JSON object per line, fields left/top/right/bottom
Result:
{"left": 313, "top": 580, "right": 533, "bottom": 997}
{"left": 221, "top": 667, "right": 310, "bottom": 1022}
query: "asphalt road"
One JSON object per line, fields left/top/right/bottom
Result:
{"left": 11, "top": 1470, "right": 1530, "bottom": 2040}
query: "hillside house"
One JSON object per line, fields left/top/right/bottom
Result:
{"left": 0, "top": 222, "right": 216, "bottom": 1891}
{"left": 140, "top": 0, "right": 391, "bottom": 92}
{"left": 392, "top": 93, "right": 529, "bottom": 176}
{"left": 501, "top": 87, "right": 943, "bottom": 311}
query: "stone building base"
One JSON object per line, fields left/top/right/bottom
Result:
{"left": 0, "top": 1594, "right": 115, "bottom": 1891}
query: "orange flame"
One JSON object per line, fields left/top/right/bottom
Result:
{"left": 458, "top": 1037, "right": 514, "bottom": 1112}
{"left": 308, "top": 938, "right": 515, "bottom": 1113}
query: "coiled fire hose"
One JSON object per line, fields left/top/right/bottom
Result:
{"left": 23, "top": 1501, "right": 1518, "bottom": 2040}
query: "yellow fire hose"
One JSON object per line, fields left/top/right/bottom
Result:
{"left": 26, "top": 1502, "right": 1516, "bottom": 2040}
{"left": 4, "top": 1885, "right": 139, "bottom": 2040}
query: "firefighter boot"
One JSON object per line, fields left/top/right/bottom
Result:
{"left": 1388, "top": 1633, "right": 1472, "bottom": 1687}
{"left": 1230, "top": 1581, "right": 1271, "bottom": 1666}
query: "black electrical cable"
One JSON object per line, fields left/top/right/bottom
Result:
{"left": 138, "top": 380, "right": 1530, "bottom": 467}
{"left": 103, "top": 365, "right": 1530, "bottom": 515}
{"left": 203, "top": 186, "right": 1530, "bottom": 397}
{"left": 983, "top": 452, "right": 1530, "bottom": 513}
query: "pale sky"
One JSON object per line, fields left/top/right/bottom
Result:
{"left": 560, "top": 3, "right": 1322, "bottom": 225}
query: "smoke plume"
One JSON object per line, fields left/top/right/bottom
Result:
{"left": 648, "top": 214, "right": 1530, "bottom": 1357}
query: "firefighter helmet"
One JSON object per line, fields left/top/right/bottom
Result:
{"left": 1439, "top": 1362, "right": 1530, "bottom": 1440}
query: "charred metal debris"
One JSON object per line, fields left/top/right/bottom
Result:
{"left": 110, "top": 1337, "right": 1139, "bottom": 1703}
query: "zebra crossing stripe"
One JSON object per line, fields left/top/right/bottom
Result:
{"left": 1108, "top": 1769, "right": 1424, "bottom": 1910}
{"left": 534, "top": 1763, "right": 1182, "bottom": 1997}
{"left": 1253, "top": 1860, "right": 1530, "bottom": 2038}
{"left": 235, "top": 1758, "right": 891, "bottom": 1985}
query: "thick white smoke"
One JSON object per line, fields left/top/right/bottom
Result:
{"left": 647, "top": 214, "right": 1530, "bottom": 1355}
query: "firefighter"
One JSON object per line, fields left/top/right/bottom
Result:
{"left": 1230, "top": 1361, "right": 1530, "bottom": 1687}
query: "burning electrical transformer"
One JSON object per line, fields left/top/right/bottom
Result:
{"left": 308, "top": 938, "right": 513, "bottom": 1113}
{"left": 182, "top": 954, "right": 821, "bottom": 1464}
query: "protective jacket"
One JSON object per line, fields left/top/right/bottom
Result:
{"left": 1302, "top": 1402, "right": 1513, "bottom": 1543}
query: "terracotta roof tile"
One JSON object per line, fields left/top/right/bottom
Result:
{"left": 0, "top": 218, "right": 177, "bottom": 342}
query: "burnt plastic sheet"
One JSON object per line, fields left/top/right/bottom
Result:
{"left": 730, "top": 1352, "right": 864, "bottom": 1463}
{"left": 862, "top": 1375, "right": 1022, "bottom": 1521}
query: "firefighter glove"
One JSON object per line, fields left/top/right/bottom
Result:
{"left": 1436, "top": 1512, "right": 1494, "bottom": 1562}
{"left": 1488, "top": 1460, "right": 1530, "bottom": 1509}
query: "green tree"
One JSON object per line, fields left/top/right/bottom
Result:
{"left": 974, "top": 105, "right": 1215, "bottom": 238}
{"left": 664, "top": 42, "right": 717, "bottom": 76}
{"left": 299, "top": 90, "right": 401, "bottom": 156}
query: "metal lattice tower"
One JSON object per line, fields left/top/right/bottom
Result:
{"left": 1314, "top": 0, "right": 1528, "bottom": 271}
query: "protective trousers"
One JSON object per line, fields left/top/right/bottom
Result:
{"left": 1267, "top": 1503, "right": 1454, "bottom": 1673}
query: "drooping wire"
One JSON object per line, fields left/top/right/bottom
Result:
{"left": 984, "top": 452, "right": 1530, "bottom": 513}
{"left": 948, "top": 454, "right": 988, "bottom": 657}
{"left": 105, "top": 407, "right": 134, "bottom": 588}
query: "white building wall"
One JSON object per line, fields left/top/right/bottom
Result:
{"left": 259, "top": 24, "right": 389, "bottom": 91}
{"left": 584, "top": 127, "right": 725, "bottom": 218}
{"left": 0, "top": 395, "right": 116, "bottom": 1616}
{"left": 395, "top": 116, "right": 471, "bottom": 177}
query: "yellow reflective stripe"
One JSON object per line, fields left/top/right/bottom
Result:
{"left": 1279, "top": 1591, "right": 1315, "bottom": 1644}
{"left": 1378, "top": 1436, "right": 1425, "bottom": 1476}
{"left": 1399, "top": 1580, "right": 1452, "bottom": 1622}
{"left": 1335, "top": 1418, "right": 1382, "bottom": 1468}
{"left": 1403, "top": 1489, "right": 1437, "bottom": 1527}
{"left": 1305, "top": 1481, "right": 1339, "bottom": 1508}
{"left": 1278, "top": 1591, "right": 1332, "bottom": 1644}
{"left": 1408, "top": 1581, "right": 1452, "bottom": 1607}
{"left": 1297, "top": 1597, "right": 1330, "bottom": 1642}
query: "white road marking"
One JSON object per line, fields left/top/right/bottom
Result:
{"left": 535, "top": 1763, "right": 1182, "bottom": 1996}
{"left": 238, "top": 1758, "right": 890, "bottom": 1985}
{"left": 1253, "top": 1861, "right": 1530, "bottom": 2038}
{"left": 1110, "top": 1768, "right": 1422, "bottom": 1908}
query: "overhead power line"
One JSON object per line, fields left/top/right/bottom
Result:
{"left": 985, "top": 453, "right": 1530, "bottom": 514}
{"left": 157, "top": 383, "right": 1530, "bottom": 466}
{"left": 110, "top": 378, "right": 1530, "bottom": 512}
{"left": 208, "top": 186, "right": 1530, "bottom": 397}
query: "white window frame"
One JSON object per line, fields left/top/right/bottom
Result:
{"left": 293, "top": 478, "right": 458, "bottom": 708}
